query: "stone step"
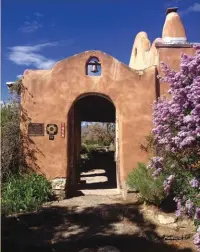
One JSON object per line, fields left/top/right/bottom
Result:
{"left": 80, "top": 189, "right": 121, "bottom": 196}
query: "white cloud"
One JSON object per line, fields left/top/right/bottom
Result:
{"left": 8, "top": 42, "right": 58, "bottom": 69}
{"left": 19, "top": 21, "right": 42, "bottom": 33}
{"left": 34, "top": 12, "right": 44, "bottom": 18}
{"left": 180, "top": 3, "right": 200, "bottom": 16}
{"left": 188, "top": 3, "right": 200, "bottom": 12}
{"left": 19, "top": 12, "right": 44, "bottom": 33}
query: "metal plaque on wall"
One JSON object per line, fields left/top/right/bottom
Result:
{"left": 28, "top": 123, "right": 44, "bottom": 136}
{"left": 49, "top": 135, "right": 54, "bottom": 140}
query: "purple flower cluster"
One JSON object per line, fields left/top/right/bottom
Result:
{"left": 147, "top": 156, "right": 164, "bottom": 178}
{"left": 185, "top": 199, "right": 194, "bottom": 217}
{"left": 152, "top": 48, "right": 200, "bottom": 151}
{"left": 151, "top": 46, "right": 200, "bottom": 250}
{"left": 173, "top": 197, "right": 196, "bottom": 218}
{"left": 194, "top": 230, "right": 200, "bottom": 252}
{"left": 163, "top": 175, "right": 175, "bottom": 195}
{"left": 190, "top": 178, "right": 199, "bottom": 188}
{"left": 174, "top": 197, "right": 185, "bottom": 217}
{"left": 195, "top": 208, "right": 200, "bottom": 220}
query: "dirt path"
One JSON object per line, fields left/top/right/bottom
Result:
{"left": 2, "top": 193, "right": 196, "bottom": 252}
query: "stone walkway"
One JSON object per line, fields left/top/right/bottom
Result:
{"left": 2, "top": 193, "right": 196, "bottom": 252}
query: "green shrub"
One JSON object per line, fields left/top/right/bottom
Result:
{"left": 81, "top": 143, "right": 89, "bottom": 154}
{"left": 109, "top": 143, "right": 115, "bottom": 151}
{"left": 127, "top": 163, "right": 165, "bottom": 206}
{"left": 2, "top": 173, "right": 53, "bottom": 215}
{"left": 87, "top": 144, "right": 99, "bottom": 153}
{"left": 1, "top": 102, "right": 22, "bottom": 181}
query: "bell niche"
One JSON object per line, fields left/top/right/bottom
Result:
{"left": 86, "top": 57, "right": 101, "bottom": 76}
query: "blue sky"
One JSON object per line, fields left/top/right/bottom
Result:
{"left": 1, "top": 0, "right": 200, "bottom": 102}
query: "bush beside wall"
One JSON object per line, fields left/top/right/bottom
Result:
{"left": 2, "top": 173, "right": 53, "bottom": 215}
{"left": 127, "top": 163, "right": 165, "bottom": 206}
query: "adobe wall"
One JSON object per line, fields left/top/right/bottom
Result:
{"left": 21, "top": 50, "right": 156, "bottom": 186}
{"left": 157, "top": 46, "right": 195, "bottom": 96}
{"left": 20, "top": 7, "right": 197, "bottom": 189}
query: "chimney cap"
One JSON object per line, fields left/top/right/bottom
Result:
{"left": 166, "top": 7, "right": 178, "bottom": 15}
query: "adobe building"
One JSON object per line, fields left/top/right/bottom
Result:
{"left": 20, "top": 8, "right": 195, "bottom": 196}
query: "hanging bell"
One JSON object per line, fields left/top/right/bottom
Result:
{"left": 91, "top": 62, "right": 98, "bottom": 73}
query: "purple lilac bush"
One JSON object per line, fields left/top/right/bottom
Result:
{"left": 148, "top": 45, "right": 200, "bottom": 251}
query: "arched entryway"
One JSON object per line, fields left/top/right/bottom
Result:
{"left": 67, "top": 93, "right": 119, "bottom": 196}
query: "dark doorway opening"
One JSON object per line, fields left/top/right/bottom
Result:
{"left": 67, "top": 94, "right": 118, "bottom": 196}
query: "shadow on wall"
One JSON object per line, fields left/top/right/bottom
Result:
{"left": 20, "top": 105, "right": 45, "bottom": 175}
{"left": 2, "top": 202, "right": 193, "bottom": 252}
{"left": 66, "top": 104, "right": 74, "bottom": 197}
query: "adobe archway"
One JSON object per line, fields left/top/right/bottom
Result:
{"left": 21, "top": 50, "right": 157, "bottom": 197}
{"left": 20, "top": 9, "right": 195, "bottom": 198}
{"left": 67, "top": 93, "right": 120, "bottom": 195}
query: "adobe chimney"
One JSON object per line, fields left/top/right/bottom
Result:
{"left": 166, "top": 7, "right": 178, "bottom": 15}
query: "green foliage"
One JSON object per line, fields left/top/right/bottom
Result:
{"left": 81, "top": 143, "right": 101, "bottom": 154}
{"left": 2, "top": 173, "right": 53, "bottom": 215}
{"left": 127, "top": 163, "right": 165, "bottom": 206}
{"left": 81, "top": 143, "right": 89, "bottom": 154}
{"left": 1, "top": 102, "right": 19, "bottom": 129}
{"left": 1, "top": 102, "right": 22, "bottom": 181}
{"left": 86, "top": 144, "right": 99, "bottom": 153}
{"left": 9, "top": 78, "right": 23, "bottom": 96}
{"left": 82, "top": 122, "right": 115, "bottom": 146}
{"left": 109, "top": 142, "right": 115, "bottom": 151}
{"left": 161, "top": 150, "right": 200, "bottom": 214}
{"left": 141, "top": 134, "right": 200, "bottom": 218}
{"left": 173, "top": 168, "right": 200, "bottom": 208}
{"left": 1, "top": 79, "right": 53, "bottom": 216}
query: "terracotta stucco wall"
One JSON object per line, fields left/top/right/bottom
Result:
{"left": 21, "top": 6, "right": 196, "bottom": 187}
{"left": 21, "top": 51, "right": 156, "bottom": 186}
{"left": 157, "top": 47, "right": 195, "bottom": 96}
